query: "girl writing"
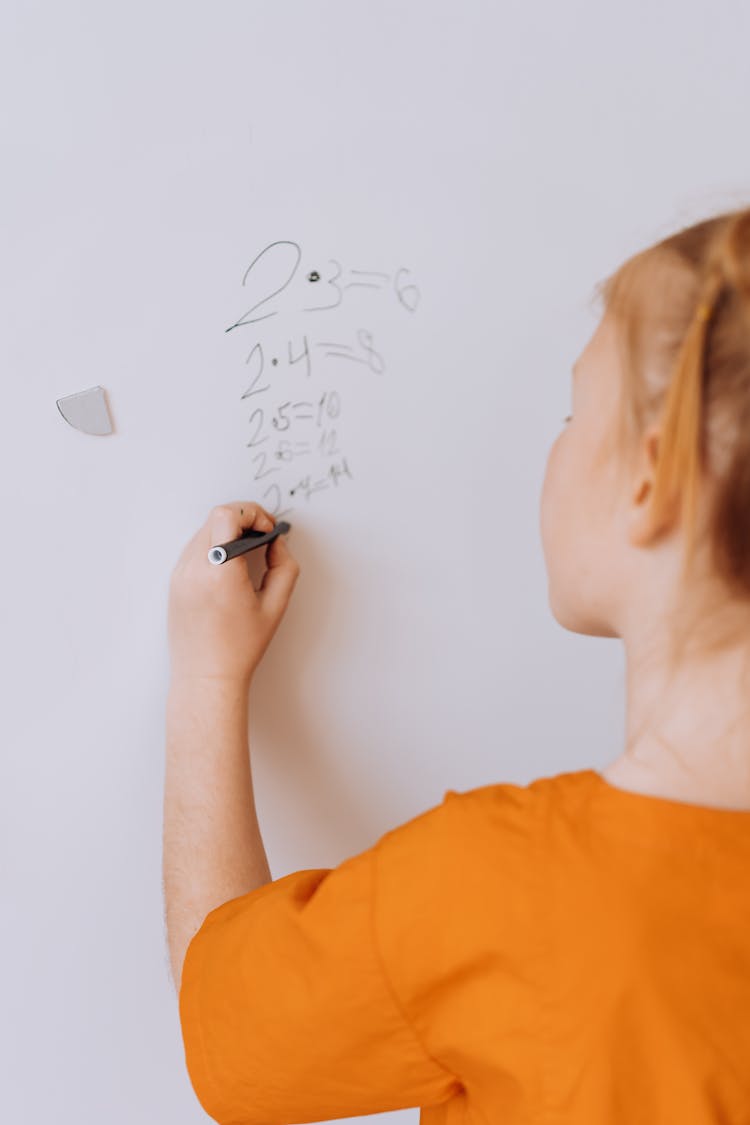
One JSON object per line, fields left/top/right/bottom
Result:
{"left": 165, "top": 206, "right": 750, "bottom": 1124}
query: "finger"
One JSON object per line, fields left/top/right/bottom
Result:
{"left": 257, "top": 532, "right": 300, "bottom": 616}
{"left": 236, "top": 502, "right": 276, "bottom": 531}
{"left": 208, "top": 502, "right": 275, "bottom": 542}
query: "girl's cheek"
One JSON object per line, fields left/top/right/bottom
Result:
{"left": 540, "top": 439, "right": 569, "bottom": 544}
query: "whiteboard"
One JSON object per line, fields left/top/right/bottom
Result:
{"left": 2, "top": 1, "right": 749, "bottom": 1120}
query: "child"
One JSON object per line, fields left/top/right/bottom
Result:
{"left": 166, "top": 206, "right": 750, "bottom": 1124}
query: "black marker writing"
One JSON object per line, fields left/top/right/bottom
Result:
{"left": 223, "top": 239, "right": 421, "bottom": 519}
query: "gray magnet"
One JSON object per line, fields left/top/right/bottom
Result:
{"left": 56, "top": 386, "right": 114, "bottom": 435}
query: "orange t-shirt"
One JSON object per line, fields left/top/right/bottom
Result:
{"left": 178, "top": 767, "right": 750, "bottom": 1124}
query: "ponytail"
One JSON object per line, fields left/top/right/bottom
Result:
{"left": 645, "top": 264, "right": 723, "bottom": 587}
{"left": 598, "top": 205, "right": 750, "bottom": 672}
{"left": 616, "top": 207, "right": 750, "bottom": 598}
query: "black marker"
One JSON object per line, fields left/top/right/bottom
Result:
{"left": 207, "top": 520, "right": 292, "bottom": 565}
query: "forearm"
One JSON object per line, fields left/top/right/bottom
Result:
{"left": 162, "top": 675, "right": 272, "bottom": 992}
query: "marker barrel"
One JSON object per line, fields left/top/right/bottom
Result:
{"left": 207, "top": 520, "right": 291, "bottom": 565}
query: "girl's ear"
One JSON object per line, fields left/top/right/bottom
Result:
{"left": 627, "top": 426, "right": 680, "bottom": 548}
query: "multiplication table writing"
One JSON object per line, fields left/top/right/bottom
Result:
{"left": 224, "top": 239, "right": 420, "bottom": 520}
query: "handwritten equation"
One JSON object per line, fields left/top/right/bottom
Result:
{"left": 225, "top": 240, "right": 420, "bottom": 519}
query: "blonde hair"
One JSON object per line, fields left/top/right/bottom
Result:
{"left": 593, "top": 206, "right": 750, "bottom": 674}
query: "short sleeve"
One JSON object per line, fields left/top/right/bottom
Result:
{"left": 178, "top": 795, "right": 465, "bottom": 1124}
{"left": 373, "top": 779, "right": 542, "bottom": 1098}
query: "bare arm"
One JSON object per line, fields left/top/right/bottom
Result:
{"left": 162, "top": 675, "right": 272, "bottom": 992}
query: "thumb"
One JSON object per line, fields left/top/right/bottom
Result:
{"left": 258, "top": 533, "right": 300, "bottom": 618}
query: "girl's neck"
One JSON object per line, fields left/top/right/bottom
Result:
{"left": 600, "top": 745, "right": 750, "bottom": 811}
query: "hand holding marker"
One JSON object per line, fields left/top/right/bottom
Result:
{"left": 168, "top": 503, "right": 299, "bottom": 684}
